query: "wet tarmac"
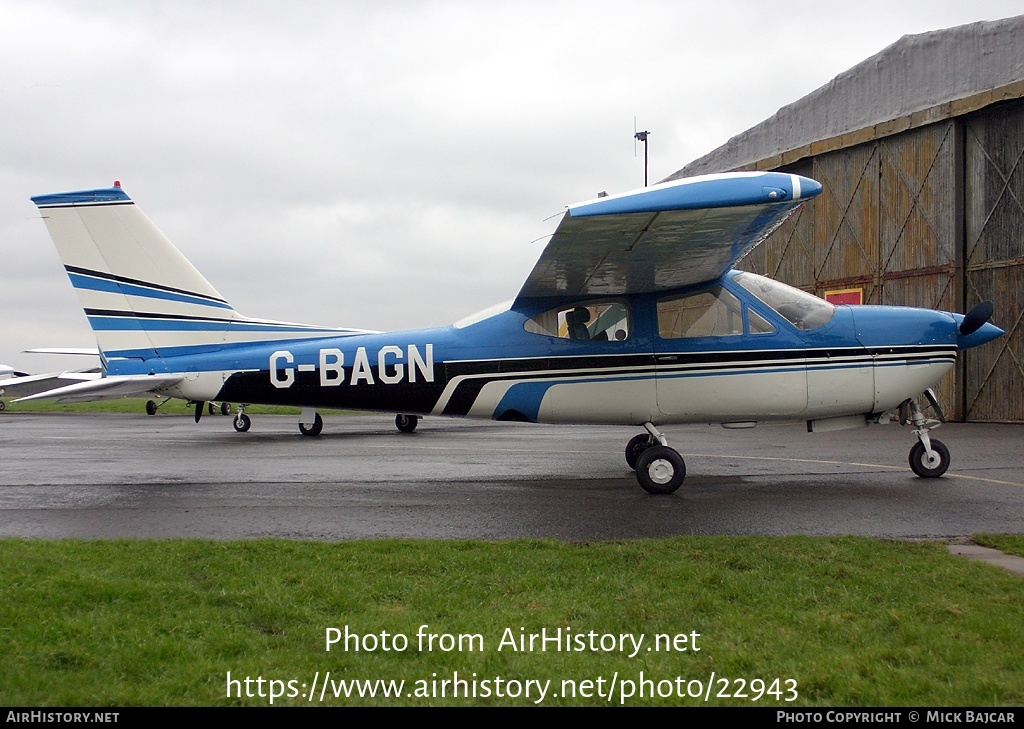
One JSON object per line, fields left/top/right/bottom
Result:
{"left": 0, "top": 412, "right": 1022, "bottom": 541}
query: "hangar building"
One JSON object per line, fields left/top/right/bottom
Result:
{"left": 668, "top": 15, "right": 1024, "bottom": 422}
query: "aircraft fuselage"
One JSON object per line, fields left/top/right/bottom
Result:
{"left": 118, "top": 271, "right": 983, "bottom": 429}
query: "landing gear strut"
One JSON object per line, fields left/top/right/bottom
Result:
{"left": 900, "top": 390, "right": 949, "bottom": 478}
{"left": 626, "top": 423, "right": 685, "bottom": 494}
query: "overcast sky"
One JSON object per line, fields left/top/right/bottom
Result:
{"left": 2, "top": 0, "right": 1021, "bottom": 372}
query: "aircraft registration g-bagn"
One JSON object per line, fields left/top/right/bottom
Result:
{"left": 19, "top": 172, "right": 1002, "bottom": 493}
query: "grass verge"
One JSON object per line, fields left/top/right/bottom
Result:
{"left": 1, "top": 536, "right": 1021, "bottom": 707}
{"left": 974, "top": 534, "right": 1024, "bottom": 558}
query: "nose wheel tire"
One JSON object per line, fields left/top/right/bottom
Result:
{"left": 909, "top": 439, "right": 949, "bottom": 478}
{"left": 233, "top": 413, "right": 251, "bottom": 432}
{"left": 299, "top": 413, "right": 324, "bottom": 437}
{"left": 635, "top": 445, "right": 686, "bottom": 494}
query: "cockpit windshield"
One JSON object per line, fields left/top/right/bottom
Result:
{"left": 732, "top": 272, "right": 835, "bottom": 331}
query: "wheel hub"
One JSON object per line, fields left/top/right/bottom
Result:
{"left": 647, "top": 458, "right": 675, "bottom": 485}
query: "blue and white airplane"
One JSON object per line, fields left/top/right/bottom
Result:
{"left": 17, "top": 172, "right": 1002, "bottom": 493}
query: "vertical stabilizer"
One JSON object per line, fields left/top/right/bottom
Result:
{"left": 32, "top": 187, "right": 234, "bottom": 360}
{"left": 31, "top": 186, "right": 359, "bottom": 361}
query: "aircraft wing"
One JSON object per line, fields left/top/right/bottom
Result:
{"left": 515, "top": 171, "right": 822, "bottom": 301}
{"left": 13, "top": 374, "right": 183, "bottom": 404}
{"left": 0, "top": 370, "right": 100, "bottom": 399}
{"left": 24, "top": 347, "right": 101, "bottom": 356}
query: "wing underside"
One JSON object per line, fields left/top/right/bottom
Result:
{"left": 516, "top": 172, "right": 821, "bottom": 302}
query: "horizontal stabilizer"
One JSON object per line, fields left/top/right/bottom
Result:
{"left": 14, "top": 374, "right": 183, "bottom": 404}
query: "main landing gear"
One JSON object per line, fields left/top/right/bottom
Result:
{"left": 899, "top": 389, "right": 949, "bottom": 478}
{"left": 395, "top": 414, "right": 419, "bottom": 433}
{"left": 298, "top": 408, "right": 324, "bottom": 437}
{"left": 625, "top": 423, "right": 686, "bottom": 494}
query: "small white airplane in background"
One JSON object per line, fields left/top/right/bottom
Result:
{"left": 16, "top": 173, "right": 1002, "bottom": 493}
{"left": 0, "top": 364, "right": 23, "bottom": 410}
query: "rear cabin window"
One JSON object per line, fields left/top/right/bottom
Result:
{"left": 524, "top": 302, "right": 630, "bottom": 341}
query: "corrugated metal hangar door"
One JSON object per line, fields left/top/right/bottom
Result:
{"left": 964, "top": 99, "right": 1024, "bottom": 422}
{"left": 744, "top": 122, "right": 962, "bottom": 416}
{"left": 744, "top": 105, "right": 1024, "bottom": 422}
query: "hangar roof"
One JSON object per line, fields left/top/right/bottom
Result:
{"left": 669, "top": 15, "right": 1024, "bottom": 179}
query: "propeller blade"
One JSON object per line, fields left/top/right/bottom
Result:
{"left": 959, "top": 300, "right": 994, "bottom": 336}
{"left": 194, "top": 401, "right": 205, "bottom": 423}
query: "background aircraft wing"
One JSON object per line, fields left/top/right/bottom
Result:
{"left": 0, "top": 370, "right": 100, "bottom": 399}
{"left": 12, "top": 374, "right": 183, "bottom": 404}
{"left": 515, "top": 171, "right": 822, "bottom": 302}
{"left": 24, "top": 347, "right": 101, "bottom": 356}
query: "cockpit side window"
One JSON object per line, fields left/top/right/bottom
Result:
{"left": 658, "top": 287, "right": 743, "bottom": 339}
{"left": 732, "top": 272, "right": 835, "bottom": 331}
{"left": 524, "top": 301, "right": 630, "bottom": 341}
{"left": 748, "top": 308, "right": 776, "bottom": 334}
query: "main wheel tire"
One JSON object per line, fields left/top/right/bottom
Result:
{"left": 220, "top": 402, "right": 232, "bottom": 416}
{"left": 909, "top": 439, "right": 950, "bottom": 478}
{"left": 233, "top": 413, "right": 251, "bottom": 432}
{"left": 145, "top": 400, "right": 157, "bottom": 416}
{"left": 396, "top": 414, "right": 419, "bottom": 433}
{"left": 625, "top": 433, "right": 653, "bottom": 470}
{"left": 0, "top": 400, "right": 6, "bottom": 412}
{"left": 299, "top": 413, "right": 324, "bottom": 437}
{"left": 635, "top": 445, "right": 686, "bottom": 494}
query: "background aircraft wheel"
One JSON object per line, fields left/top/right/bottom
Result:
{"left": 396, "top": 414, "right": 419, "bottom": 433}
{"left": 0, "top": 400, "right": 5, "bottom": 412}
{"left": 624, "top": 433, "right": 653, "bottom": 470}
{"left": 909, "top": 439, "right": 950, "bottom": 478}
{"left": 299, "top": 413, "right": 324, "bottom": 437}
{"left": 233, "top": 413, "right": 251, "bottom": 432}
{"left": 220, "top": 402, "right": 232, "bottom": 416}
{"left": 145, "top": 400, "right": 157, "bottom": 416}
{"left": 635, "top": 446, "right": 686, "bottom": 494}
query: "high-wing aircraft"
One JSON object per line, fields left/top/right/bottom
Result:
{"left": 0, "top": 349, "right": 102, "bottom": 411}
{"left": 17, "top": 173, "right": 1002, "bottom": 493}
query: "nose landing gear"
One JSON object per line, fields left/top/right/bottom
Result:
{"left": 625, "top": 423, "right": 685, "bottom": 494}
{"left": 899, "top": 389, "right": 949, "bottom": 478}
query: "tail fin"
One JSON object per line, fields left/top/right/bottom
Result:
{"left": 31, "top": 185, "right": 364, "bottom": 361}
